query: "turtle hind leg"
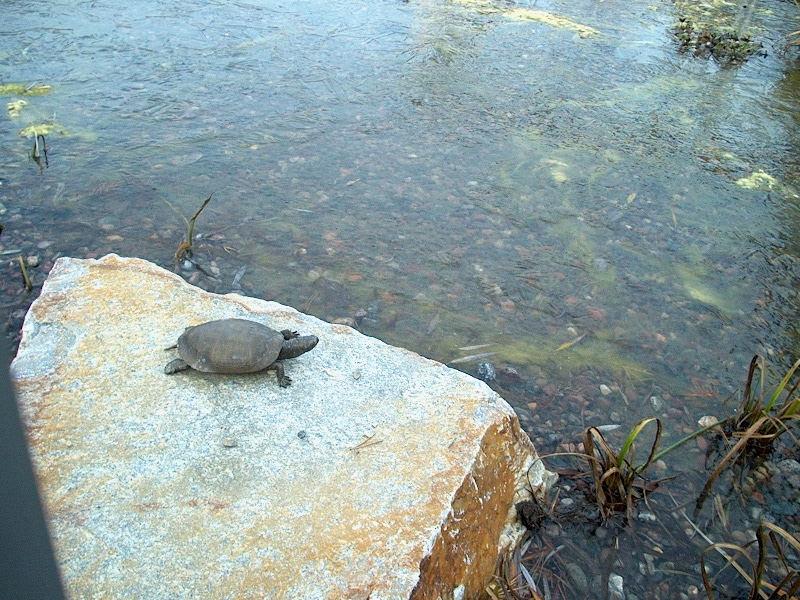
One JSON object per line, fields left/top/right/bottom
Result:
{"left": 272, "top": 362, "right": 292, "bottom": 387}
{"left": 280, "top": 329, "right": 299, "bottom": 340}
{"left": 165, "top": 359, "right": 191, "bottom": 374}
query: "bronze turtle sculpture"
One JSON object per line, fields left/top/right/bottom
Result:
{"left": 164, "top": 318, "right": 318, "bottom": 387}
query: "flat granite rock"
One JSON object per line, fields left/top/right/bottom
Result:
{"left": 11, "top": 254, "right": 555, "bottom": 600}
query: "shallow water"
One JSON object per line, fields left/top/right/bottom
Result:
{"left": 3, "top": 0, "right": 800, "bottom": 597}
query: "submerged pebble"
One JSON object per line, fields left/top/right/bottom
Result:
{"left": 332, "top": 317, "right": 357, "bottom": 327}
{"left": 477, "top": 361, "right": 496, "bottom": 382}
{"left": 697, "top": 415, "right": 720, "bottom": 428}
{"left": 608, "top": 574, "right": 625, "bottom": 600}
{"left": 565, "top": 563, "right": 588, "bottom": 594}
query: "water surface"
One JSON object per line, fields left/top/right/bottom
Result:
{"left": 3, "top": 0, "right": 800, "bottom": 596}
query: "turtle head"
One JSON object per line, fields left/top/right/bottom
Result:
{"left": 278, "top": 334, "right": 319, "bottom": 360}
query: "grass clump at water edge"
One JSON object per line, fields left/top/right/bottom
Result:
{"left": 487, "top": 354, "right": 800, "bottom": 599}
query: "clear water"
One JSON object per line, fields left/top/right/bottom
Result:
{"left": 3, "top": 0, "right": 800, "bottom": 597}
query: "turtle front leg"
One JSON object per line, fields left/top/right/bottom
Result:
{"left": 273, "top": 361, "right": 292, "bottom": 387}
{"left": 165, "top": 358, "right": 191, "bottom": 375}
{"left": 280, "top": 329, "right": 299, "bottom": 340}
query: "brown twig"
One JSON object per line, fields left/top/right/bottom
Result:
{"left": 18, "top": 256, "right": 32, "bottom": 292}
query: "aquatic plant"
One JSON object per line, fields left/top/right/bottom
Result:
{"left": 784, "top": 30, "right": 800, "bottom": 50}
{"left": 580, "top": 418, "right": 663, "bottom": 519}
{"left": 30, "top": 133, "right": 48, "bottom": 173}
{"left": 536, "top": 413, "right": 724, "bottom": 521}
{"left": 485, "top": 534, "right": 547, "bottom": 600}
{"left": 17, "top": 256, "right": 32, "bottom": 292}
{"left": 701, "top": 521, "right": 800, "bottom": 599}
{"left": 173, "top": 194, "right": 212, "bottom": 267}
{"left": 696, "top": 355, "right": 800, "bottom": 515}
{"left": 784, "top": 0, "right": 800, "bottom": 50}
{"left": 494, "top": 360, "right": 800, "bottom": 599}
{"left": 531, "top": 419, "right": 666, "bottom": 523}
{"left": 672, "top": 17, "right": 764, "bottom": 65}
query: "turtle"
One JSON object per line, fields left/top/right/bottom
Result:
{"left": 164, "top": 318, "right": 319, "bottom": 387}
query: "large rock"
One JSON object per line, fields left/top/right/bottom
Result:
{"left": 11, "top": 254, "right": 554, "bottom": 600}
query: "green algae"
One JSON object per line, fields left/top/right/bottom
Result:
{"left": 675, "top": 264, "right": 744, "bottom": 315}
{"left": 736, "top": 170, "right": 778, "bottom": 191}
{"left": 505, "top": 8, "right": 599, "bottom": 38}
{"left": 18, "top": 123, "right": 69, "bottom": 137}
{"left": 0, "top": 82, "right": 53, "bottom": 96}
{"left": 7, "top": 99, "right": 26, "bottom": 118}
{"left": 451, "top": 0, "right": 599, "bottom": 38}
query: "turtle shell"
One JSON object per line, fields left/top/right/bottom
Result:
{"left": 177, "top": 318, "right": 285, "bottom": 374}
